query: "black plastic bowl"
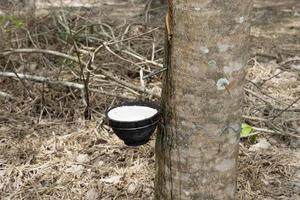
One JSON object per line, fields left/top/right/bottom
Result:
{"left": 106, "top": 101, "right": 160, "bottom": 146}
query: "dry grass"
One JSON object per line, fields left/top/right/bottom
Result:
{"left": 0, "top": 118, "right": 155, "bottom": 199}
{"left": 244, "top": 58, "right": 300, "bottom": 137}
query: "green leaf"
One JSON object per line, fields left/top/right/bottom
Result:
{"left": 14, "top": 20, "right": 24, "bottom": 28}
{"left": 250, "top": 135, "right": 257, "bottom": 144}
{"left": 0, "top": 15, "right": 24, "bottom": 28}
{"left": 240, "top": 123, "right": 253, "bottom": 138}
{"left": 0, "top": 16, "right": 8, "bottom": 26}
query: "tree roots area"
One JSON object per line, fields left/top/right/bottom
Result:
{"left": 0, "top": 1, "right": 299, "bottom": 199}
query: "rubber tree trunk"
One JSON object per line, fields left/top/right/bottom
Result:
{"left": 155, "top": 0, "right": 253, "bottom": 199}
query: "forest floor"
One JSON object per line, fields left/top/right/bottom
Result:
{"left": 0, "top": 0, "right": 299, "bottom": 199}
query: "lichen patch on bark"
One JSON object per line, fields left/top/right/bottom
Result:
{"left": 214, "top": 159, "right": 236, "bottom": 172}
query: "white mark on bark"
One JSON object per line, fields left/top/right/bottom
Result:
{"left": 231, "top": 123, "right": 240, "bottom": 131}
{"left": 223, "top": 61, "right": 243, "bottom": 74}
{"left": 214, "top": 159, "right": 235, "bottom": 172}
{"left": 235, "top": 16, "right": 245, "bottom": 23}
{"left": 180, "top": 1, "right": 212, "bottom": 10}
{"left": 184, "top": 94, "right": 195, "bottom": 100}
{"left": 191, "top": 64, "right": 202, "bottom": 74}
{"left": 165, "top": 165, "right": 171, "bottom": 174}
{"left": 181, "top": 120, "right": 187, "bottom": 126}
{"left": 208, "top": 60, "right": 217, "bottom": 68}
{"left": 217, "top": 43, "right": 233, "bottom": 52}
{"left": 216, "top": 78, "right": 229, "bottom": 90}
{"left": 199, "top": 46, "right": 209, "bottom": 54}
{"left": 183, "top": 190, "right": 191, "bottom": 196}
{"left": 178, "top": 135, "right": 184, "bottom": 141}
{"left": 225, "top": 184, "right": 235, "bottom": 198}
{"left": 228, "top": 133, "right": 239, "bottom": 144}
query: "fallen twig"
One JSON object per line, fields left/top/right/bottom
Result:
{"left": 242, "top": 115, "right": 268, "bottom": 122}
{"left": 103, "top": 43, "right": 142, "bottom": 68}
{"left": 279, "top": 56, "right": 300, "bottom": 66}
{"left": 122, "top": 50, "right": 163, "bottom": 68}
{"left": 272, "top": 96, "right": 300, "bottom": 120}
{"left": 143, "top": 67, "right": 167, "bottom": 79}
{"left": 252, "top": 126, "right": 300, "bottom": 138}
{"left": 0, "top": 91, "right": 14, "bottom": 100}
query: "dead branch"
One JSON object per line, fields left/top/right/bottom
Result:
{"left": 1, "top": 48, "right": 76, "bottom": 61}
{"left": 0, "top": 71, "right": 134, "bottom": 100}
{"left": 0, "top": 48, "right": 160, "bottom": 98}
{"left": 71, "top": 30, "right": 91, "bottom": 119}
{"left": 0, "top": 72, "right": 84, "bottom": 89}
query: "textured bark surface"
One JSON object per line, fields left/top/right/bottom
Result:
{"left": 155, "top": 0, "right": 253, "bottom": 199}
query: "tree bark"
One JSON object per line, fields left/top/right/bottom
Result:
{"left": 155, "top": 0, "right": 253, "bottom": 200}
